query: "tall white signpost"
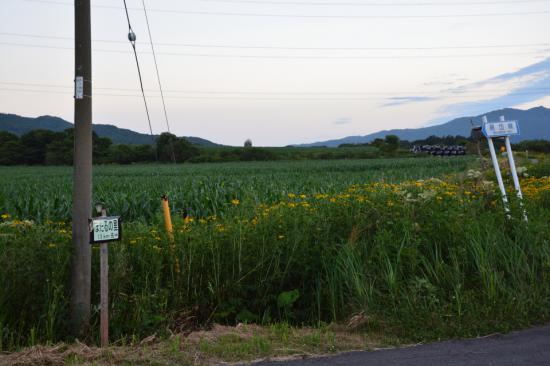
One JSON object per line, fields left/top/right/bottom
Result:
{"left": 482, "top": 115, "right": 527, "bottom": 221}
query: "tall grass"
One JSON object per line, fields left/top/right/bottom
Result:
{"left": 1, "top": 157, "right": 550, "bottom": 350}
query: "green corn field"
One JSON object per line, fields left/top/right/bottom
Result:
{"left": 0, "top": 158, "right": 472, "bottom": 223}
{"left": 1, "top": 156, "right": 550, "bottom": 351}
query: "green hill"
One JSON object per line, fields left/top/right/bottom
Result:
{"left": 0, "top": 113, "right": 220, "bottom": 146}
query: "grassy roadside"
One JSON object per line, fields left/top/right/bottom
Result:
{"left": 2, "top": 156, "right": 550, "bottom": 357}
{"left": 0, "top": 322, "right": 402, "bottom": 366}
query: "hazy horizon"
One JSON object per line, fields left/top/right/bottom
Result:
{"left": 1, "top": 0, "right": 550, "bottom": 146}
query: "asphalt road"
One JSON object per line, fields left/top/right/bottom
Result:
{"left": 255, "top": 324, "right": 550, "bottom": 366}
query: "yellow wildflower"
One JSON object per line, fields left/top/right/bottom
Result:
{"left": 1, "top": 213, "right": 9, "bottom": 220}
{"left": 231, "top": 199, "right": 240, "bottom": 206}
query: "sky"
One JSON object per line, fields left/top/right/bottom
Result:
{"left": 1, "top": 0, "right": 549, "bottom": 146}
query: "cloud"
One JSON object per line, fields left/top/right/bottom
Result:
{"left": 379, "top": 57, "right": 550, "bottom": 115}
{"left": 437, "top": 57, "right": 550, "bottom": 119}
{"left": 474, "top": 57, "right": 550, "bottom": 86}
{"left": 381, "top": 96, "right": 438, "bottom": 107}
{"left": 333, "top": 117, "right": 351, "bottom": 125}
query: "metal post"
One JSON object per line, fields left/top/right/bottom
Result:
{"left": 161, "top": 195, "right": 174, "bottom": 240}
{"left": 71, "top": 0, "right": 93, "bottom": 339}
{"left": 483, "top": 116, "right": 510, "bottom": 214}
{"left": 99, "top": 207, "right": 109, "bottom": 347}
{"left": 504, "top": 140, "right": 522, "bottom": 200}
{"left": 504, "top": 135, "right": 528, "bottom": 221}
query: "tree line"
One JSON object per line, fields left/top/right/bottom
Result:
{"left": 1, "top": 130, "right": 549, "bottom": 166}
{"left": 0, "top": 129, "right": 199, "bottom": 165}
{"left": 339, "top": 134, "right": 550, "bottom": 153}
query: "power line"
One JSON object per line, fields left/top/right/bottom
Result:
{"left": 3, "top": 32, "right": 550, "bottom": 51}
{"left": 2, "top": 86, "right": 549, "bottom": 100}
{"left": 122, "top": 0, "right": 156, "bottom": 147}
{"left": 199, "top": 0, "right": 550, "bottom": 6}
{"left": 1, "top": 42, "right": 547, "bottom": 59}
{"left": 141, "top": 0, "right": 176, "bottom": 163}
{"left": 3, "top": 81, "right": 550, "bottom": 96}
{"left": 141, "top": 0, "right": 171, "bottom": 134}
{"left": 21, "top": 0, "right": 550, "bottom": 18}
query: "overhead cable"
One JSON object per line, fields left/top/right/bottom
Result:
{"left": 21, "top": 0, "right": 550, "bottom": 18}
{"left": 3, "top": 81, "right": 550, "bottom": 96}
{"left": 141, "top": 0, "right": 176, "bottom": 163}
{"left": 122, "top": 0, "right": 156, "bottom": 147}
{"left": 2, "top": 87, "right": 550, "bottom": 101}
{"left": 141, "top": 0, "right": 171, "bottom": 135}
{"left": 2, "top": 32, "right": 550, "bottom": 51}
{"left": 200, "top": 0, "right": 550, "bottom": 6}
{"left": 1, "top": 42, "right": 547, "bottom": 59}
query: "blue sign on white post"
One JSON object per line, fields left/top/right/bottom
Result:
{"left": 482, "top": 120, "right": 520, "bottom": 138}
{"left": 481, "top": 115, "right": 527, "bottom": 221}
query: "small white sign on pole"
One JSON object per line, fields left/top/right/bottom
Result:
{"left": 75, "top": 76, "right": 84, "bottom": 99}
{"left": 89, "top": 207, "right": 121, "bottom": 347}
{"left": 89, "top": 216, "right": 121, "bottom": 243}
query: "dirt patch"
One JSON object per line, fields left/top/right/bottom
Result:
{"left": 0, "top": 323, "right": 388, "bottom": 366}
{"left": 187, "top": 323, "right": 266, "bottom": 343}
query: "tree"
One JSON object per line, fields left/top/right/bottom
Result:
{"left": 244, "top": 139, "right": 252, "bottom": 148}
{"left": 93, "top": 133, "right": 112, "bottom": 163}
{"left": 45, "top": 129, "right": 73, "bottom": 165}
{"left": 383, "top": 135, "right": 400, "bottom": 155}
{"left": 110, "top": 144, "right": 135, "bottom": 164}
{"left": 131, "top": 144, "right": 155, "bottom": 162}
{"left": 370, "top": 138, "right": 385, "bottom": 148}
{"left": 156, "top": 132, "right": 199, "bottom": 163}
{"left": 20, "top": 130, "right": 62, "bottom": 165}
{"left": 0, "top": 132, "right": 25, "bottom": 165}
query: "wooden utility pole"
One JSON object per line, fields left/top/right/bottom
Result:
{"left": 71, "top": 0, "right": 93, "bottom": 339}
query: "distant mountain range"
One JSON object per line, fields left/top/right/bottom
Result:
{"left": 0, "top": 113, "right": 219, "bottom": 146}
{"left": 297, "top": 106, "right": 550, "bottom": 147}
{"left": 2, "top": 107, "right": 549, "bottom": 148}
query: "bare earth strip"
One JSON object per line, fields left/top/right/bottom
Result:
{"left": 2, "top": 323, "right": 550, "bottom": 365}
